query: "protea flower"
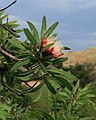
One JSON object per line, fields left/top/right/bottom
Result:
{"left": 41, "top": 36, "right": 63, "bottom": 58}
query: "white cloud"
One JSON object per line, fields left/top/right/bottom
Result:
{"left": 8, "top": 15, "right": 26, "bottom": 26}
{"left": 37, "top": 0, "right": 96, "bottom": 12}
{"left": 64, "top": 39, "right": 96, "bottom": 51}
{"left": 88, "top": 32, "right": 96, "bottom": 36}
{"left": 8, "top": 15, "right": 41, "bottom": 29}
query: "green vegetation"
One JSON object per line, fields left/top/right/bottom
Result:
{"left": 67, "top": 63, "right": 96, "bottom": 87}
{"left": 0, "top": 8, "right": 96, "bottom": 120}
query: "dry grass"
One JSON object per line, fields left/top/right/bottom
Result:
{"left": 64, "top": 47, "right": 96, "bottom": 66}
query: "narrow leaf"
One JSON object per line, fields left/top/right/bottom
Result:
{"left": 38, "top": 60, "right": 47, "bottom": 73}
{"left": 27, "top": 21, "right": 39, "bottom": 43}
{"left": 0, "top": 14, "right": 9, "bottom": 20}
{"left": 54, "top": 75, "right": 73, "bottom": 91}
{"left": 18, "top": 75, "right": 35, "bottom": 82}
{"left": 12, "top": 70, "right": 34, "bottom": 77}
{"left": 47, "top": 68, "right": 77, "bottom": 82}
{"left": 52, "top": 57, "right": 68, "bottom": 64}
{"left": 24, "top": 28, "right": 36, "bottom": 45}
{"left": 52, "top": 33, "right": 57, "bottom": 38}
{"left": 73, "top": 80, "right": 80, "bottom": 94}
{"left": 41, "top": 16, "right": 47, "bottom": 38}
{"left": 29, "top": 82, "right": 44, "bottom": 92}
{"left": 11, "top": 58, "right": 30, "bottom": 70}
{"left": 43, "top": 78, "right": 56, "bottom": 94}
{"left": 8, "top": 37, "right": 25, "bottom": 50}
{"left": 0, "top": 11, "right": 4, "bottom": 17}
{"left": 0, "top": 110, "right": 6, "bottom": 120}
{"left": 44, "top": 22, "right": 59, "bottom": 37}
{"left": 33, "top": 87, "right": 44, "bottom": 102}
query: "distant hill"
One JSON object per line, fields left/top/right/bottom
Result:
{"left": 64, "top": 47, "right": 96, "bottom": 66}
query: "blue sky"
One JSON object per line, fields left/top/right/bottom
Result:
{"left": 0, "top": 0, "right": 96, "bottom": 51}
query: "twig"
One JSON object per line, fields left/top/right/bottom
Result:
{"left": 0, "top": 76, "right": 24, "bottom": 97}
{"left": 22, "top": 80, "right": 39, "bottom": 94}
{"left": 0, "top": 47, "right": 22, "bottom": 61}
{"left": 30, "top": 81, "right": 39, "bottom": 89}
{"left": 23, "top": 81, "right": 32, "bottom": 88}
{"left": 0, "top": 24, "right": 20, "bottom": 38}
{"left": 0, "top": 0, "right": 17, "bottom": 12}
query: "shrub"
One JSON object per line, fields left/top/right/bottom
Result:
{"left": 0, "top": 2, "right": 96, "bottom": 119}
{"left": 68, "top": 63, "right": 96, "bottom": 87}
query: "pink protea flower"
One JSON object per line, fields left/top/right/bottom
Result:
{"left": 41, "top": 37, "right": 63, "bottom": 58}
{"left": 41, "top": 37, "right": 53, "bottom": 48}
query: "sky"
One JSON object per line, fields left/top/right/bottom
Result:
{"left": 0, "top": 0, "right": 96, "bottom": 51}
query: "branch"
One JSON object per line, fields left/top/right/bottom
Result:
{"left": 0, "top": 47, "right": 22, "bottom": 61}
{"left": 0, "top": 0, "right": 17, "bottom": 12}
{"left": 0, "top": 24, "right": 20, "bottom": 38}
{"left": 23, "top": 81, "right": 32, "bottom": 88}
{"left": 0, "top": 76, "right": 24, "bottom": 97}
{"left": 22, "top": 80, "right": 39, "bottom": 94}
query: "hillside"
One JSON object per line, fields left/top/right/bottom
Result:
{"left": 64, "top": 47, "right": 96, "bottom": 66}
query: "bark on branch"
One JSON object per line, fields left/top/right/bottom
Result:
{"left": 0, "top": 47, "right": 22, "bottom": 61}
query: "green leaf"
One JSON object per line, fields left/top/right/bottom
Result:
{"left": 38, "top": 60, "right": 47, "bottom": 74}
{"left": 29, "top": 111, "right": 42, "bottom": 120}
{"left": 42, "top": 111, "right": 54, "bottom": 120}
{"left": 24, "top": 28, "right": 36, "bottom": 45}
{"left": 44, "top": 22, "right": 59, "bottom": 37}
{"left": 19, "top": 116, "right": 31, "bottom": 120}
{"left": 66, "top": 103, "right": 72, "bottom": 117}
{"left": 33, "top": 109, "right": 54, "bottom": 120}
{"left": 51, "top": 76, "right": 65, "bottom": 88}
{"left": 27, "top": 21, "right": 39, "bottom": 43}
{"left": 62, "top": 46, "right": 71, "bottom": 50}
{"left": 0, "top": 103, "right": 11, "bottom": 112}
{"left": 7, "top": 20, "right": 18, "bottom": 24}
{"left": 62, "top": 71, "right": 76, "bottom": 82}
{"left": 0, "top": 110, "right": 6, "bottom": 120}
{"left": 41, "top": 43, "right": 54, "bottom": 52}
{"left": 43, "top": 77, "right": 56, "bottom": 94}
{"left": 0, "top": 25, "right": 20, "bottom": 37}
{"left": 8, "top": 37, "right": 25, "bottom": 50}
{"left": 18, "top": 75, "right": 35, "bottom": 82}
{"left": 73, "top": 80, "right": 80, "bottom": 94}
{"left": 39, "top": 110, "right": 54, "bottom": 120}
{"left": 15, "top": 29, "right": 23, "bottom": 33}
{"left": 41, "top": 16, "right": 47, "bottom": 38}
{"left": 22, "top": 42, "right": 32, "bottom": 51}
{"left": 52, "top": 33, "right": 57, "bottom": 38}
{"left": 80, "top": 117, "right": 94, "bottom": 120}
{"left": 47, "top": 68, "right": 63, "bottom": 74}
{"left": 12, "top": 69, "right": 34, "bottom": 77}
{"left": 8, "top": 24, "right": 20, "bottom": 28}
{"left": 0, "top": 11, "right": 4, "bottom": 17}
{"left": 54, "top": 75, "right": 73, "bottom": 91}
{"left": 33, "top": 87, "right": 44, "bottom": 102}
{"left": 4, "top": 21, "right": 20, "bottom": 28}
{"left": 52, "top": 57, "right": 68, "bottom": 64}
{"left": 0, "top": 14, "right": 9, "bottom": 20}
{"left": 11, "top": 58, "right": 30, "bottom": 70}
{"left": 77, "top": 90, "right": 91, "bottom": 98}
{"left": 47, "top": 68, "right": 77, "bottom": 82}
{"left": 29, "top": 82, "right": 44, "bottom": 92}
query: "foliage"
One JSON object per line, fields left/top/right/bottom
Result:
{"left": 0, "top": 10, "right": 96, "bottom": 120}
{"left": 67, "top": 63, "right": 96, "bottom": 87}
{"left": 50, "top": 80, "right": 96, "bottom": 120}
